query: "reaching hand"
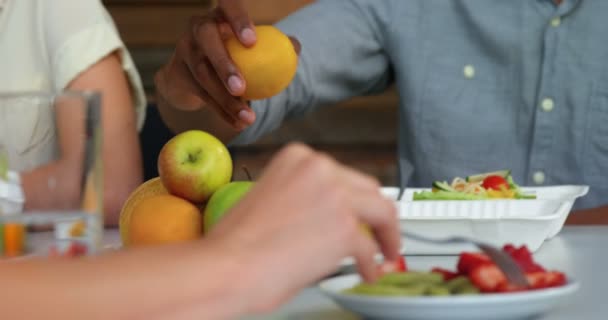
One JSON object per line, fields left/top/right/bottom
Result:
{"left": 205, "top": 143, "right": 401, "bottom": 313}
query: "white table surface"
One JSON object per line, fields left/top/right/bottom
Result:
{"left": 28, "top": 226, "right": 608, "bottom": 319}
{"left": 241, "top": 226, "right": 608, "bottom": 320}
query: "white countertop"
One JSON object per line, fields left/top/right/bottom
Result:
{"left": 27, "top": 226, "right": 608, "bottom": 319}
{"left": 241, "top": 226, "right": 608, "bottom": 320}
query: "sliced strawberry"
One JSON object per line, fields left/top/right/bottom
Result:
{"left": 457, "top": 252, "right": 491, "bottom": 275}
{"left": 377, "top": 256, "right": 408, "bottom": 274}
{"left": 503, "top": 244, "right": 517, "bottom": 255}
{"left": 396, "top": 256, "right": 408, "bottom": 272}
{"left": 511, "top": 246, "right": 534, "bottom": 264}
{"left": 525, "top": 271, "right": 567, "bottom": 290}
{"left": 544, "top": 271, "right": 567, "bottom": 288}
{"left": 503, "top": 245, "right": 546, "bottom": 273}
{"left": 431, "top": 267, "right": 460, "bottom": 281}
{"left": 469, "top": 264, "right": 507, "bottom": 292}
{"left": 526, "top": 272, "right": 548, "bottom": 289}
{"left": 496, "top": 282, "right": 527, "bottom": 293}
{"left": 524, "top": 262, "right": 546, "bottom": 273}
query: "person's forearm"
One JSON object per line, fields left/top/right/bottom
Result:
{"left": 20, "top": 158, "right": 137, "bottom": 226}
{"left": 0, "top": 241, "right": 255, "bottom": 319}
{"left": 21, "top": 158, "right": 82, "bottom": 211}
{"left": 566, "top": 205, "right": 608, "bottom": 225}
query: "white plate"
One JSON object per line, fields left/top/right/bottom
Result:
{"left": 320, "top": 274, "right": 580, "bottom": 320}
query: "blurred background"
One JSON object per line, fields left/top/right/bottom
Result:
{"left": 104, "top": 0, "right": 399, "bottom": 186}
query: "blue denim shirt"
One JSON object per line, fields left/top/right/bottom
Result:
{"left": 233, "top": 0, "right": 607, "bottom": 209}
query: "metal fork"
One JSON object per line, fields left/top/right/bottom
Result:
{"left": 397, "top": 185, "right": 405, "bottom": 201}
{"left": 402, "top": 231, "right": 529, "bottom": 287}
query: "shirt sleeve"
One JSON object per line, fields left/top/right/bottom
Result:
{"left": 41, "top": 0, "right": 147, "bottom": 131}
{"left": 231, "top": 0, "right": 392, "bottom": 145}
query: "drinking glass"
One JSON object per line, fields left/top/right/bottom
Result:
{"left": 0, "top": 91, "right": 103, "bottom": 258}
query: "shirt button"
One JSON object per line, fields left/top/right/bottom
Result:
{"left": 550, "top": 17, "right": 561, "bottom": 27}
{"left": 541, "top": 98, "right": 554, "bottom": 112}
{"left": 533, "top": 171, "right": 546, "bottom": 185}
{"left": 463, "top": 65, "right": 475, "bottom": 79}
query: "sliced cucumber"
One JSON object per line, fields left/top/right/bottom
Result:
{"left": 413, "top": 191, "right": 488, "bottom": 201}
{"left": 466, "top": 170, "right": 511, "bottom": 183}
{"left": 515, "top": 192, "right": 537, "bottom": 199}
{"left": 432, "top": 181, "right": 455, "bottom": 192}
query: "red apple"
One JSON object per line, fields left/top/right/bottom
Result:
{"left": 158, "top": 130, "right": 233, "bottom": 203}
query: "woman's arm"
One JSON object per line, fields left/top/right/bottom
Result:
{"left": 1, "top": 144, "right": 401, "bottom": 319}
{"left": 0, "top": 241, "right": 249, "bottom": 319}
{"left": 21, "top": 52, "right": 143, "bottom": 225}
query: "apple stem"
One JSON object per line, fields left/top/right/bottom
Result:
{"left": 242, "top": 166, "right": 253, "bottom": 181}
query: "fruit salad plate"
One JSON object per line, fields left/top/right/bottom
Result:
{"left": 320, "top": 274, "right": 579, "bottom": 320}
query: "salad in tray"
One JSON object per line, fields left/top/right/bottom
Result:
{"left": 413, "top": 170, "right": 537, "bottom": 201}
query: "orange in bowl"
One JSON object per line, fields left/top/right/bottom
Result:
{"left": 119, "top": 177, "right": 169, "bottom": 245}
{"left": 127, "top": 194, "right": 202, "bottom": 247}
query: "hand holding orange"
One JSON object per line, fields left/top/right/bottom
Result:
{"left": 226, "top": 25, "right": 298, "bottom": 100}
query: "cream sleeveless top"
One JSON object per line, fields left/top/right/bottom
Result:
{"left": 0, "top": 0, "right": 146, "bottom": 171}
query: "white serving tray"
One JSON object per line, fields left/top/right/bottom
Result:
{"left": 518, "top": 186, "right": 589, "bottom": 238}
{"left": 380, "top": 186, "right": 588, "bottom": 255}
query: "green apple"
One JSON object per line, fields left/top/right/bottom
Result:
{"left": 204, "top": 181, "right": 253, "bottom": 232}
{"left": 158, "top": 130, "right": 232, "bottom": 203}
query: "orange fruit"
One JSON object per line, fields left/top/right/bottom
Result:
{"left": 226, "top": 25, "right": 298, "bottom": 100}
{"left": 127, "top": 194, "right": 202, "bottom": 247}
{"left": 119, "top": 177, "right": 168, "bottom": 245}
{"left": 4, "top": 223, "right": 25, "bottom": 257}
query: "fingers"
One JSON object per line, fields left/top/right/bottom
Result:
{"left": 330, "top": 162, "right": 400, "bottom": 263}
{"left": 289, "top": 36, "right": 302, "bottom": 55}
{"left": 332, "top": 164, "right": 400, "bottom": 261}
{"left": 194, "top": 60, "right": 255, "bottom": 128}
{"left": 154, "top": 38, "right": 211, "bottom": 112}
{"left": 350, "top": 191, "right": 401, "bottom": 262}
{"left": 353, "top": 231, "right": 381, "bottom": 283}
{"left": 336, "top": 164, "right": 381, "bottom": 193}
{"left": 218, "top": 0, "right": 256, "bottom": 46}
{"left": 196, "top": 85, "right": 239, "bottom": 127}
{"left": 192, "top": 18, "right": 246, "bottom": 97}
